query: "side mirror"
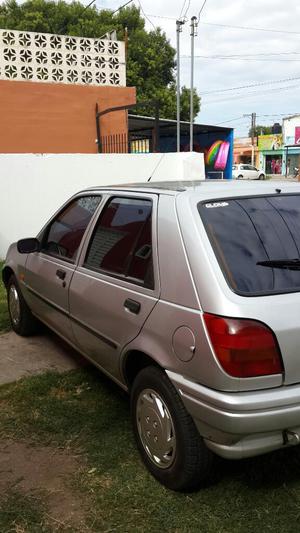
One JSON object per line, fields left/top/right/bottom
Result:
{"left": 17, "top": 238, "right": 40, "bottom": 254}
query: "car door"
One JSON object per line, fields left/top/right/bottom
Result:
{"left": 24, "top": 194, "right": 102, "bottom": 341}
{"left": 69, "top": 192, "right": 160, "bottom": 383}
{"left": 241, "top": 165, "right": 251, "bottom": 179}
{"left": 248, "top": 165, "right": 259, "bottom": 179}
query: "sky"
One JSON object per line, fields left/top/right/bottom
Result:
{"left": 99, "top": 0, "right": 300, "bottom": 137}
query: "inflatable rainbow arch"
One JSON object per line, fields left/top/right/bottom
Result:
{"left": 206, "top": 140, "right": 230, "bottom": 171}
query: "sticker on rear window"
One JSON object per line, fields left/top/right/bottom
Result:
{"left": 205, "top": 202, "right": 229, "bottom": 209}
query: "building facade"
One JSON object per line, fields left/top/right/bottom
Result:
{"left": 0, "top": 28, "right": 136, "bottom": 153}
{"left": 233, "top": 137, "right": 259, "bottom": 167}
{"left": 282, "top": 115, "right": 300, "bottom": 176}
{"left": 258, "top": 134, "right": 284, "bottom": 175}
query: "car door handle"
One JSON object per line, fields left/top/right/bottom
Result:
{"left": 56, "top": 269, "right": 66, "bottom": 280}
{"left": 124, "top": 299, "right": 141, "bottom": 314}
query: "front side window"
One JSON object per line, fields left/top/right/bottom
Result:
{"left": 199, "top": 195, "right": 300, "bottom": 295}
{"left": 43, "top": 196, "right": 101, "bottom": 261}
{"left": 85, "top": 197, "right": 154, "bottom": 288}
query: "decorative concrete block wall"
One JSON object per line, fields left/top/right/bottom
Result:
{"left": 0, "top": 29, "right": 126, "bottom": 86}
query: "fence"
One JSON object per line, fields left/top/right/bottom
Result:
{"left": 99, "top": 133, "right": 151, "bottom": 154}
{"left": 99, "top": 133, "right": 128, "bottom": 153}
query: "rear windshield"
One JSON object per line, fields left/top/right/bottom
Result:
{"left": 199, "top": 195, "right": 300, "bottom": 296}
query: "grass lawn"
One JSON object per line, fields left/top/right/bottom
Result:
{"left": 2, "top": 369, "right": 300, "bottom": 532}
{"left": 1, "top": 269, "right": 300, "bottom": 531}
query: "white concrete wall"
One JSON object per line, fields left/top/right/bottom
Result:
{"left": 0, "top": 152, "right": 205, "bottom": 258}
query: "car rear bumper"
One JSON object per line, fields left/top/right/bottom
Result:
{"left": 167, "top": 370, "right": 300, "bottom": 459}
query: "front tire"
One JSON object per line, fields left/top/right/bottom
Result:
{"left": 258, "top": 174, "right": 265, "bottom": 180}
{"left": 131, "top": 366, "right": 213, "bottom": 491}
{"left": 7, "top": 275, "right": 38, "bottom": 336}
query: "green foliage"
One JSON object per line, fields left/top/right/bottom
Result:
{"left": 136, "top": 84, "right": 200, "bottom": 122}
{"left": 249, "top": 125, "right": 273, "bottom": 137}
{"left": 180, "top": 86, "right": 201, "bottom": 121}
{"left": 0, "top": 0, "right": 201, "bottom": 119}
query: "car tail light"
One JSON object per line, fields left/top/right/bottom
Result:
{"left": 203, "top": 313, "right": 283, "bottom": 378}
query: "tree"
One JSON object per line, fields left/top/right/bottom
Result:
{"left": 249, "top": 125, "right": 273, "bottom": 137}
{"left": 0, "top": 1, "right": 201, "bottom": 119}
{"left": 138, "top": 85, "right": 200, "bottom": 122}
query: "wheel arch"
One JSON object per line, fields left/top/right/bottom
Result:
{"left": 122, "top": 349, "right": 161, "bottom": 390}
{"left": 2, "top": 266, "right": 14, "bottom": 287}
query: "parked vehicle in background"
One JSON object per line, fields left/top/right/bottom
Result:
{"left": 233, "top": 163, "right": 265, "bottom": 180}
{"left": 4, "top": 180, "right": 300, "bottom": 491}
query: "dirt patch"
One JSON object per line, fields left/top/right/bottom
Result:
{"left": 0, "top": 439, "right": 88, "bottom": 530}
{"left": 0, "top": 330, "right": 87, "bottom": 386}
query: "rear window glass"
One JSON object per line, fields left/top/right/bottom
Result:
{"left": 85, "top": 197, "right": 154, "bottom": 288}
{"left": 199, "top": 195, "right": 300, "bottom": 295}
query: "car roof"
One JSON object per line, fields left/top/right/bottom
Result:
{"left": 82, "top": 180, "right": 300, "bottom": 200}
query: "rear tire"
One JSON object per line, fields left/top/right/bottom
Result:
{"left": 237, "top": 175, "right": 243, "bottom": 179}
{"left": 131, "top": 366, "right": 213, "bottom": 491}
{"left": 7, "top": 275, "right": 38, "bottom": 336}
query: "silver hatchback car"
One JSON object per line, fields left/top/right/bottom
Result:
{"left": 4, "top": 180, "right": 300, "bottom": 491}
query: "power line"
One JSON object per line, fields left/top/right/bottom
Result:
{"left": 144, "top": 13, "right": 300, "bottom": 35}
{"left": 203, "top": 83, "right": 300, "bottom": 105}
{"left": 82, "top": 0, "right": 97, "bottom": 13}
{"left": 179, "top": 0, "right": 188, "bottom": 18}
{"left": 204, "top": 83, "right": 300, "bottom": 104}
{"left": 199, "top": 21, "right": 300, "bottom": 35}
{"left": 201, "top": 75, "right": 300, "bottom": 95}
{"left": 145, "top": 13, "right": 180, "bottom": 21}
{"left": 112, "top": 0, "right": 134, "bottom": 15}
{"left": 135, "top": 0, "right": 156, "bottom": 30}
{"left": 257, "top": 113, "right": 300, "bottom": 117}
{"left": 192, "top": 51, "right": 300, "bottom": 57}
{"left": 197, "top": 0, "right": 208, "bottom": 21}
{"left": 182, "top": 55, "right": 300, "bottom": 62}
{"left": 58, "top": 0, "right": 96, "bottom": 33}
{"left": 182, "top": 0, "right": 191, "bottom": 20}
{"left": 215, "top": 116, "right": 245, "bottom": 124}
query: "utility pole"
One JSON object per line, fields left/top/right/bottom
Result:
{"left": 251, "top": 112, "right": 256, "bottom": 166}
{"left": 244, "top": 112, "right": 257, "bottom": 166}
{"left": 190, "top": 16, "right": 198, "bottom": 152}
{"left": 176, "top": 19, "right": 185, "bottom": 152}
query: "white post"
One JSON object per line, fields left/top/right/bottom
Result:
{"left": 176, "top": 20, "right": 184, "bottom": 152}
{"left": 190, "top": 16, "right": 198, "bottom": 152}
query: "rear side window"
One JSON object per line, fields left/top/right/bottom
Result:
{"left": 85, "top": 197, "right": 154, "bottom": 288}
{"left": 199, "top": 195, "right": 300, "bottom": 295}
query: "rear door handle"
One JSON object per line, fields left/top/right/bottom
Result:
{"left": 124, "top": 298, "right": 141, "bottom": 314}
{"left": 56, "top": 269, "right": 66, "bottom": 280}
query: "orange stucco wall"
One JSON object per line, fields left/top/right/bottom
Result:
{"left": 0, "top": 80, "right": 136, "bottom": 153}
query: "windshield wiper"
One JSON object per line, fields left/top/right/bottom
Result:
{"left": 257, "top": 259, "right": 300, "bottom": 270}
